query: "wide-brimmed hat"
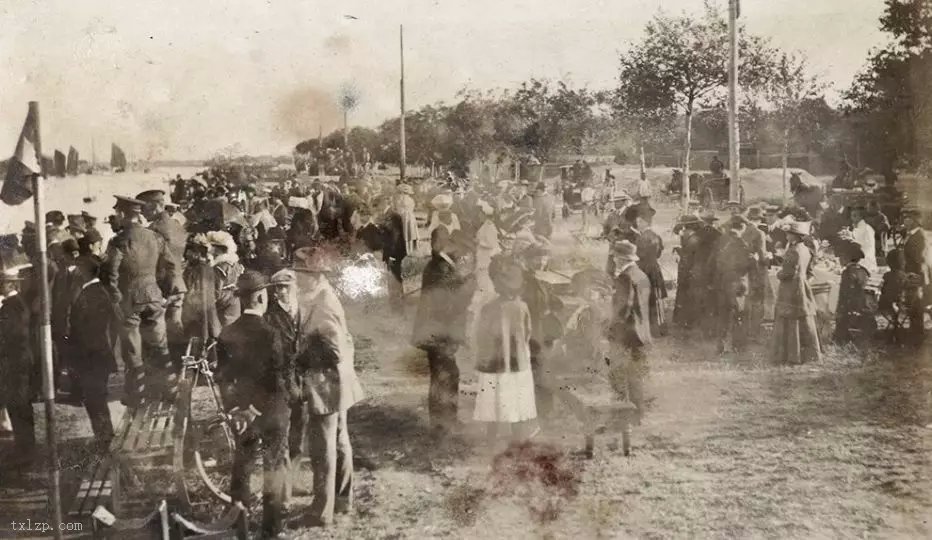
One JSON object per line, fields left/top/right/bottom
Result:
{"left": 206, "top": 230, "right": 237, "bottom": 253}
{"left": 0, "top": 267, "right": 28, "bottom": 282}
{"left": 781, "top": 220, "right": 811, "bottom": 237}
{"left": 901, "top": 205, "right": 922, "bottom": 218}
{"left": 270, "top": 268, "right": 297, "bottom": 286}
{"left": 673, "top": 214, "right": 703, "bottom": 233}
{"left": 610, "top": 240, "right": 639, "bottom": 262}
{"left": 235, "top": 270, "right": 270, "bottom": 297}
{"left": 80, "top": 210, "right": 97, "bottom": 223}
{"left": 700, "top": 210, "right": 719, "bottom": 222}
{"left": 186, "top": 233, "right": 211, "bottom": 251}
{"left": 293, "top": 246, "right": 334, "bottom": 273}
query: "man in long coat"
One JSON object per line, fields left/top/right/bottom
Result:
{"left": 100, "top": 195, "right": 184, "bottom": 405}
{"left": 412, "top": 228, "right": 474, "bottom": 432}
{"left": 901, "top": 207, "right": 930, "bottom": 342}
{"left": 532, "top": 182, "right": 555, "bottom": 239}
{"left": 714, "top": 217, "right": 756, "bottom": 353}
{"left": 292, "top": 247, "right": 365, "bottom": 528}
{"left": 138, "top": 190, "right": 188, "bottom": 363}
{"left": 216, "top": 271, "right": 291, "bottom": 538}
{"left": 742, "top": 207, "right": 771, "bottom": 335}
{"left": 606, "top": 240, "right": 652, "bottom": 421}
{"left": 67, "top": 256, "right": 118, "bottom": 449}
{"left": 0, "top": 266, "right": 37, "bottom": 465}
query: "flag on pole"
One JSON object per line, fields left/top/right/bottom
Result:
{"left": 1, "top": 104, "right": 42, "bottom": 205}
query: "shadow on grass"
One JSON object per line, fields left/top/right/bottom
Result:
{"left": 349, "top": 398, "right": 472, "bottom": 474}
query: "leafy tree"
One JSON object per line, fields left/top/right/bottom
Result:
{"left": 844, "top": 0, "right": 932, "bottom": 176}
{"left": 761, "top": 52, "right": 828, "bottom": 201}
{"left": 616, "top": 1, "right": 775, "bottom": 208}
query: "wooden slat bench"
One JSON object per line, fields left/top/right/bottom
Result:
{"left": 67, "top": 390, "right": 180, "bottom": 530}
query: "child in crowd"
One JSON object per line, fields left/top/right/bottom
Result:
{"left": 473, "top": 255, "right": 538, "bottom": 442}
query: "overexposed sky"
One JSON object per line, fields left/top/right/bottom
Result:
{"left": 0, "top": 0, "right": 887, "bottom": 160}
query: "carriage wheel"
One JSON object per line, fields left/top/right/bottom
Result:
{"left": 191, "top": 416, "right": 240, "bottom": 504}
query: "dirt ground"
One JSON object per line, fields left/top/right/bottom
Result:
{"left": 2, "top": 195, "right": 932, "bottom": 539}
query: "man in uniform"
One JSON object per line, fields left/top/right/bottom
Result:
{"left": 216, "top": 271, "right": 291, "bottom": 538}
{"left": 138, "top": 189, "right": 189, "bottom": 365}
{"left": 100, "top": 195, "right": 183, "bottom": 405}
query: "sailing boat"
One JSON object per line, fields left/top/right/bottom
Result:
{"left": 66, "top": 147, "right": 79, "bottom": 175}
{"left": 111, "top": 144, "right": 127, "bottom": 173}
{"left": 53, "top": 150, "right": 67, "bottom": 177}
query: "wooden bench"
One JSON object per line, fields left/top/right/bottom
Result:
{"left": 67, "top": 390, "right": 180, "bottom": 530}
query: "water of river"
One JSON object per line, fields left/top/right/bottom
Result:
{"left": 1, "top": 166, "right": 203, "bottom": 242}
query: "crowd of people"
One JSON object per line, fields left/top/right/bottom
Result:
{"left": 0, "top": 164, "right": 928, "bottom": 537}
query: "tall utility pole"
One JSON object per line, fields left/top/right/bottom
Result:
{"left": 399, "top": 24, "right": 407, "bottom": 183}
{"left": 727, "top": 0, "right": 741, "bottom": 203}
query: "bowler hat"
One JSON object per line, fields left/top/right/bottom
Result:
{"left": 535, "top": 182, "right": 547, "bottom": 192}
{"left": 81, "top": 210, "right": 97, "bottom": 222}
{"left": 235, "top": 270, "right": 270, "bottom": 297}
{"left": 746, "top": 206, "right": 764, "bottom": 221}
{"left": 293, "top": 246, "right": 334, "bottom": 273}
{"left": 610, "top": 239, "right": 639, "bottom": 262}
{"left": 700, "top": 210, "right": 719, "bottom": 222}
{"left": 46, "top": 210, "right": 65, "bottom": 225}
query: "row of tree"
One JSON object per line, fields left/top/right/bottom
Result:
{"left": 295, "top": 0, "right": 928, "bottom": 182}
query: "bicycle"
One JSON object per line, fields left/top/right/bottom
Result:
{"left": 173, "top": 337, "right": 262, "bottom": 508}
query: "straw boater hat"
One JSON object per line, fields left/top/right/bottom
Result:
{"left": 611, "top": 239, "right": 639, "bottom": 262}
{"left": 293, "top": 246, "right": 334, "bottom": 273}
{"left": 234, "top": 270, "right": 270, "bottom": 297}
{"left": 781, "top": 220, "right": 811, "bottom": 237}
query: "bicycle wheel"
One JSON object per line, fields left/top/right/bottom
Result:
{"left": 191, "top": 416, "right": 244, "bottom": 504}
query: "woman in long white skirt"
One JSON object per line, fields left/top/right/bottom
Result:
{"left": 473, "top": 255, "right": 537, "bottom": 441}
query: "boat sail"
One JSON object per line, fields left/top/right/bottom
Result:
{"left": 53, "top": 150, "right": 67, "bottom": 177}
{"left": 111, "top": 144, "right": 127, "bottom": 172}
{"left": 66, "top": 147, "right": 79, "bottom": 175}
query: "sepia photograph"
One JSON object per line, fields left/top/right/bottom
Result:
{"left": 0, "top": 0, "right": 930, "bottom": 538}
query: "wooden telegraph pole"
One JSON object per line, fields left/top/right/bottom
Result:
{"left": 399, "top": 24, "right": 407, "bottom": 183}
{"left": 728, "top": 0, "right": 741, "bottom": 203}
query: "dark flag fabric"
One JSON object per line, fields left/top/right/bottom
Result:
{"left": 1, "top": 105, "right": 41, "bottom": 206}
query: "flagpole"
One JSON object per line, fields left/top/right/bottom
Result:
{"left": 29, "top": 101, "right": 63, "bottom": 540}
{"left": 399, "top": 24, "right": 407, "bottom": 184}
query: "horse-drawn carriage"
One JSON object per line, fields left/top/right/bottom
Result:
{"left": 664, "top": 170, "right": 742, "bottom": 208}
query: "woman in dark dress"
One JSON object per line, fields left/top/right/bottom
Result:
{"left": 833, "top": 241, "right": 876, "bottom": 345}
{"left": 631, "top": 205, "right": 668, "bottom": 336}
